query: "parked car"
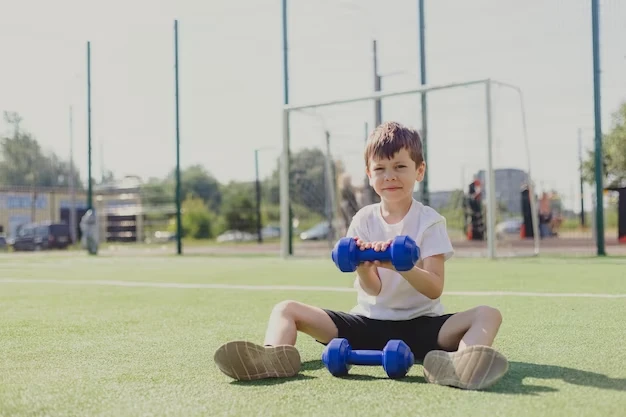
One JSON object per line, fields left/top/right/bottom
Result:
{"left": 12, "top": 222, "right": 72, "bottom": 251}
{"left": 495, "top": 218, "right": 523, "bottom": 239}
{"left": 299, "top": 221, "right": 331, "bottom": 241}
{"left": 261, "top": 225, "right": 281, "bottom": 239}
{"left": 216, "top": 230, "right": 256, "bottom": 243}
{"left": 0, "top": 235, "right": 7, "bottom": 251}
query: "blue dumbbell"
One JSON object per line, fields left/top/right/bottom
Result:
{"left": 322, "top": 338, "right": 415, "bottom": 379}
{"left": 331, "top": 235, "right": 420, "bottom": 272}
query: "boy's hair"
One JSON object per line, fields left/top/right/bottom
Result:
{"left": 364, "top": 121, "right": 424, "bottom": 168}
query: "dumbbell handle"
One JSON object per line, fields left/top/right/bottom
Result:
{"left": 356, "top": 247, "right": 391, "bottom": 264}
{"left": 349, "top": 350, "right": 383, "bottom": 366}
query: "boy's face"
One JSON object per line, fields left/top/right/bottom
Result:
{"left": 366, "top": 147, "right": 425, "bottom": 203}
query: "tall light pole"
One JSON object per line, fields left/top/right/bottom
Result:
{"left": 281, "top": 0, "right": 293, "bottom": 256}
{"left": 69, "top": 106, "right": 77, "bottom": 244}
{"left": 86, "top": 41, "right": 93, "bottom": 212}
{"left": 254, "top": 147, "right": 275, "bottom": 244}
{"left": 418, "top": 0, "right": 429, "bottom": 206}
{"left": 591, "top": 0, "right": 605, "bottom": 256}
{"left": 577, "top": 128, "right": 586, "bottom": 227}
{"left": 174, "top": 20, "right": 182, "bottom": 255}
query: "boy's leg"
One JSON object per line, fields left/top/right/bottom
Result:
{"left": 437, "top": 305, "right": 502, "bottom": 351}
{"left": 422, "top": 305, "right": 508, "bottom": 390}
{"left": 213, "top": 300, "right": 338, "bottom": 381}
{"left": 263, "top": 300, "right": 339, "bottom": 346}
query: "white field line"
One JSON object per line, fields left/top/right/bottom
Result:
{"left": 1, "top": 278, "right": 625, "bottom": 298}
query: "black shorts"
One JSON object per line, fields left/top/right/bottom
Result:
{"left": 321, "top": 309, "right": 455, "bottom": 362}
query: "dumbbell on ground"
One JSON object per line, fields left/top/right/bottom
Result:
{"left": 331, "top": 235, "right": 420, "bottom": 272}
{"left": 322, "top": 338, "right": 415, "bottom": 379}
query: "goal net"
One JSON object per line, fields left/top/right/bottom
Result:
{"left": 279, "top": 79, "right": 540, "bottom": 259}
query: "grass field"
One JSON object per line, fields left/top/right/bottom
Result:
{"left": 1, "top": 253, "right": 626, "bottom": 417}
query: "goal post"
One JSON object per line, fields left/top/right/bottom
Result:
{"left": 280, "top": 78, "right": 540, "bottom": 259}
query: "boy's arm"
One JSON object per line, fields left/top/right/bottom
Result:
{"left": 355, "top": 263, "right": 382, "bottom": 296}
{"left": 379, "top": 219, "right": 452, "bottom": 299}
{"left": 344, "top": 211, "right": 382, "bottom": 296}
{"left": 392, "top": 255, "right": 445, "bottom": 299}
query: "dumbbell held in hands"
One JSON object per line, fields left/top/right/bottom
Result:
{"left": 331, "top": 235, "right": 420, "bottom": 272}
{"left": 321, "top": 338, "right": 415, "bottom": 379}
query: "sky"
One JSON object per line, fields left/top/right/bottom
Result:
{"left": 0, "top": 0, "right": 624, "bottom": 211}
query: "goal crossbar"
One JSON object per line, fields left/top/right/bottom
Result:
{"left": 284, "top": 79, "right": 490, "bottom": 112}
{"left": 280, "top": 78, "right": 540, "bottom": 259}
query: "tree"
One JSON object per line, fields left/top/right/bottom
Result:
{"left": 3, "top": 111, "right": 22, "bottom": 136}
{"left": 99, "top": 170, "right": 115, "bottom": 185}
{"left": 160, "top": 165, "right": 222, "bottom": 211}
{"left": 220, "top": 181, "right": 257, "bottom": 233}
{"left": 141, "top": 178, "right": 174, "bottom": 206}
{"left": 0, "top": 112, "right": 82, "bottom": 188}
{"left": 179, "top": 165, "right": 222, "bottom": 212}
{"left": 583, "top": 102, "right": 626, "bottom": 188}
{"left": 169, "top": 195, "right": 215, "bottom": 239}
{"left": 265, "top": 148, "right": 333, "bottom": 216}
{"left": 141, "top": 165, "right": 222, "bottom": 211}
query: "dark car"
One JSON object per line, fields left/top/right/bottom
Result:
{"left": 12, "top": 222, "right": 72, "bottom": 251}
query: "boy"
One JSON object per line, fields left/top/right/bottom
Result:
{"left": 214, "top": 121, "right": 508, "bottom": 390}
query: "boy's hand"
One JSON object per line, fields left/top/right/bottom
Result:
{"left": 353, "top": 237, "right": 395, "bottom": 270}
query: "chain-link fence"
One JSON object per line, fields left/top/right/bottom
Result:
{"left": 1, "top": 1, "right": 625, "bottom": 258}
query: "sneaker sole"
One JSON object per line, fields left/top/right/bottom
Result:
{"left": 423, "top": 345, "right": 509, "bottom": 390}
{"left": 213, "top": 341, "right": 301, "bottom": 381}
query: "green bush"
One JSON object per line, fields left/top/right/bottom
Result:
{"left": 169, "top": 195, "right": 216, "bottom": 239}
{"left": 220, "top": 185, "right": 257, "bottom": 233}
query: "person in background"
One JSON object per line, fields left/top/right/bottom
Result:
{"left": 338, "top": 173, "right": 360, "bottom": 236}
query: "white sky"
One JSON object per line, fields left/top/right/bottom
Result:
{"left": 0, "top": 0, "right": 624, "bottom": 211}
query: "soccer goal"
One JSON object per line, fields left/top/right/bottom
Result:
{"left": 279, "top": 79, "right": 540, "bottom": 259}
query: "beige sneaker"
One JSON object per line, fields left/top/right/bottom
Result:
{"left": 213, "top": 341, "right": 301, "bottom": 381}
{"left": 423, "top": 345, "right": 509, "bottom": 390}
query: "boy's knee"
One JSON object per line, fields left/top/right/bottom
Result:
{"left": 271, "top": 300, "right": 301, "bottom": 318}
{"left": 475, "top": 305, "right": 502, "bottom": 325}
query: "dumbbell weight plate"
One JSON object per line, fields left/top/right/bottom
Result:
{"left": 331, "top": 238, "right": 359, "bottom": 272}
{"left": 389, "top": 236, "right": 420, "bottom": 271}
{"left": 382, "top": 340, "right": 415, "bottom": 379}
{"left": 321, "top": 338, "right": 352, "bottom": 376}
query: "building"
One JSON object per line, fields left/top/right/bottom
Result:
{"left": 0, "top": 186, "right": 87, "bottom": 238}
{"left": 412, "top": 190, "right": 457, "bottom": 210}
{"left": 0, "top": 176, "right": 172, "bottom": 243}
{"left": 475, "top": 168, "right": 529, "bottom": 215}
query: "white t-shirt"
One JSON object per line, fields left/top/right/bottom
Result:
{"left": 345, "top": 198, "right": 454, "bottom": 320}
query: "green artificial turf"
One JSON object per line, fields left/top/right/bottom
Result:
{"left": 1, "top": 254, "right": 625, "bottom": 416}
